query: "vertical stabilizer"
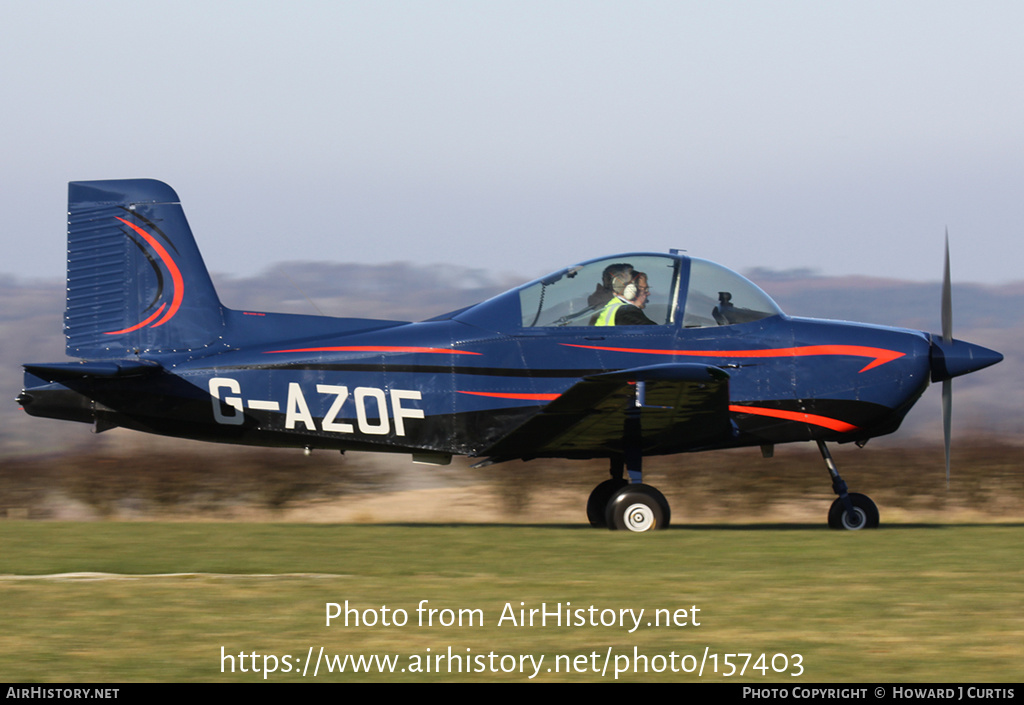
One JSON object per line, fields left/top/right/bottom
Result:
{"left": 65, "top": 179, "right": 225, "bottom": 358}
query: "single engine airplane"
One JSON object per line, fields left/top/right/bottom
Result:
{"left": 18, "top": 179, "right": 1003, "bottom": 531}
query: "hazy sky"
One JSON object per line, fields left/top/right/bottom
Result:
{"left": 3, "top": 1, "right": 1022, "bottom": 286}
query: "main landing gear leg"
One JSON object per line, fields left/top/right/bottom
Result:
{"left": 817, "top": 440, "right": 879, "bottom": 530}
{"left": 586, "top": 393, "right": 671, "bottom": 531}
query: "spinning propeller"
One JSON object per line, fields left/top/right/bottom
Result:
{"left": 942, "top": 233, "right": 953, "bottom": 487}
{"left": 930, "top": 232, "right": 1003, "bottom": 487}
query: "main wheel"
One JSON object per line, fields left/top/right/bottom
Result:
{"left": 827, "top": 493, "right": 879, "bottom": 530}
{"left": 606, "top": 484, "right": 670, "bottom": 532}
{"left": 587, "top": 478, "right": 629, "bottom": 527}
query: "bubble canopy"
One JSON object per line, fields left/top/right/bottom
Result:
{"left": 454, "top": 252, "right": 783, "bottom": 332}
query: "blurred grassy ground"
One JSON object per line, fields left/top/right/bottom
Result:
{"left": 0, "top": 523, "right": 1021, "bottom": 682}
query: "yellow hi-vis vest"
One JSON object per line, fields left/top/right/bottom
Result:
{"left": 594, "top": 298, "right": 627, "bottom": 326}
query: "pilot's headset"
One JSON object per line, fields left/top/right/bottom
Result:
{"left": 611, "top": 267, "right": 640, "bottom": 301}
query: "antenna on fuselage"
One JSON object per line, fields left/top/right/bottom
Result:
{"left": 283, "top": 271, "right": 326, "bottom": 316}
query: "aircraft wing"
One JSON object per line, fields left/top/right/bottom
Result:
{"left": 477, "top": 363, "right": 733, "bottom": 462}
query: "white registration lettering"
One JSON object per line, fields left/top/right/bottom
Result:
{"left": 355, "top": 387, "right": 390, "bottom": 435}
{"left": 285, "top": 382, "right": 316, "bottom": 430}
{"left": 209, "top": 378, "right": 244, "bottom": 425}
{"left": 208, "top": 377, "right": 423, "bottom": 437}
{"left": 316, "top": 384, "right": 354, "bottom": 433}
{"left": 390, "top": 389, "right": 425, "bottom": 436}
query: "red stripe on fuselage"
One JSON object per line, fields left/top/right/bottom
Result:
{"left": 457, "top": 391, "right": 561, "bottom": 401}
{"left": 729, "top": 404, "right": 858, "bottom": 433}
{"left": 264, "top": 346, "right": 481, "bottom": 355}
{"left": 560, "top": 343, "right": 904, "bottom": 373}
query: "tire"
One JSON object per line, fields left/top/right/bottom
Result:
{"left": 587, "top": 478, "right": 629, "bottom": 527}
{"left": 606, "top": 484, "right": 671, "bottom": 532}
{"left": 827, "top": 493, "right": 879, "bottom": 530}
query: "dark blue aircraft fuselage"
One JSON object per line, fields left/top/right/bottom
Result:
{"left": 21, "top": 266, "right": 978, "bottom": 461}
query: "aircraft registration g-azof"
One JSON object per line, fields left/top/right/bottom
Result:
{"left": 19, "top": 179, "right": 1003, "bottom": 531}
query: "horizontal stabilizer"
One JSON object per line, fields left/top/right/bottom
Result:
{"left": 23, "top": 359, "right": 162, "bottom": 383}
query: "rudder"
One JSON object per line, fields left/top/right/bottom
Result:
{"left": 65, "top": 179, "right": 225, "bottom": 358}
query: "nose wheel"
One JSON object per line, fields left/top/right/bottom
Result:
{"left": 827, "top": 492, "right": 879, "bottom": 530}
{"left": 818, "top": 441, "right": 879, "bottom": 530}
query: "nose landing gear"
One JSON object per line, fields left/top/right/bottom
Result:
{"left": 818, "top": 441, "right": 879, "bottom": 530}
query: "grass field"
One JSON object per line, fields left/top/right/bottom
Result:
{"left": 1, "top": 522, "right": 1021, "bottom": 682}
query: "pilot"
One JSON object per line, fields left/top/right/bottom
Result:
{"left": 591, "top": 266, "right": 657, "bottom": 326}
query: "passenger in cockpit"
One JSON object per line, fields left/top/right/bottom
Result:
{"left": 713, "top": 291, "right": 736, "bottom": 325}
{"left": 587, "top": 263, "right": 631, "bottom": 308}
{"left": 590, "top": 265, "right": 657, "bottom": 326}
